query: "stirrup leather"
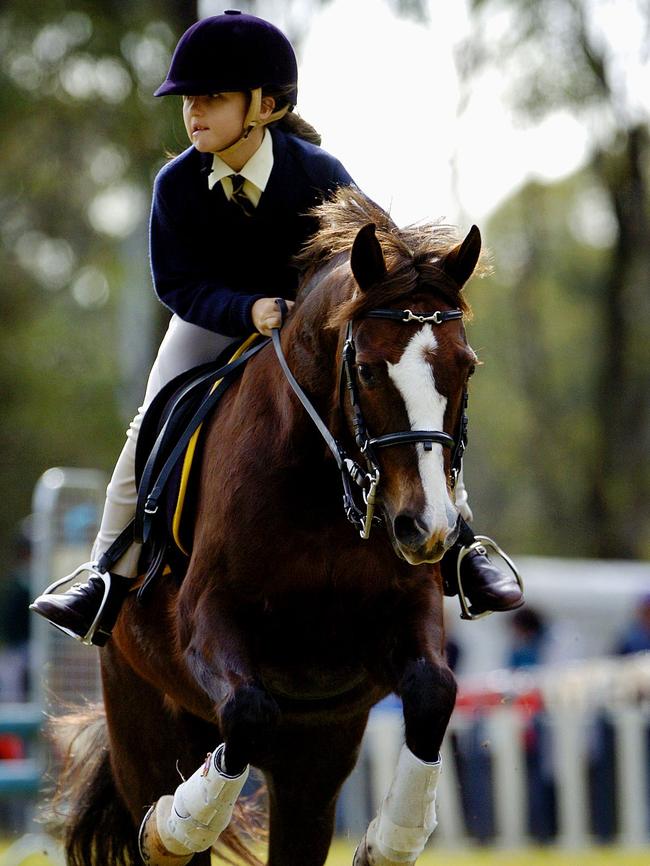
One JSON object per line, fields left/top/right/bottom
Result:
{"left": 456, "top": 535, "right": 524, "bottom": 621}
{"left": 35, "top": 562, "right": 112, "bottom": 646}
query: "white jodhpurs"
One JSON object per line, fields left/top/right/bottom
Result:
{"left": 92, "top": 315, "right": 238, "bottom": 576}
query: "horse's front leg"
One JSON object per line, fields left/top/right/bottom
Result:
{"left": 178, "top": 586, "right": 282, "bottom": 768}
{"left": 265, "top": 717, "right": 369, "bottom": 866}
{"left": 355, "top": 613, "right": 456, "bottom": 866}
{"left": 141, "top": 591, "right": 278, "bottom": 865}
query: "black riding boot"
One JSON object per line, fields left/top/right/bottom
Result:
{"left": 30, "top": 567, "right": 132, "bottom": 646}
{"left": 441, "top": 519, "right": 524, "bottom": 619}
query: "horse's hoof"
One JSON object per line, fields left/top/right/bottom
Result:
{"left": 352, "top": 833, "right": 370, "bottom": 866}
{"left": 352, "top": 825, "right": 416, "bottom": 866}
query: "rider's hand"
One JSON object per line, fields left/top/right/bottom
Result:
{"left": 251, "top": 297, "right": 295, "bottom": 337}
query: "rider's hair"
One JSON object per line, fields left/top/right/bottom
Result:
{"left": 262, "top": 84, "right": 322, "bottom": 146}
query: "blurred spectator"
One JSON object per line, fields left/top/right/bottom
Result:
{"left": 606, "top": 592, "right": 650, "bottom": 838}
{"left": 614, "top": 594, "right": 650, "bottom": 655}
{"left": 587, "top": 594, "right": 650, "bottom": 842}
{"left": 504, "top": 607, "right": 556, "bottom": 840}
{"left": 507, "top": 607, "right": 548, "bottom": 669}
{"left": 0, "top": 524, "right": 32, "bottom": 834}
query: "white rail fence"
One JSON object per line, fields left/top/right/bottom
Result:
{"left": 0, "top": 469, "right": 105, "bottom": 865}
{"left": 342, "top": 653, "right": 650, "bottom": 849}
{"left": 1, "top": 469, "right": 648, "bottom": 860}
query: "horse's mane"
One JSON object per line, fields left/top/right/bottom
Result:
{"left": 296, "top": 187, "right": 488, "bottom": 326}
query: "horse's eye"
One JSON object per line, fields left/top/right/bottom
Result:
{"left": 468, "top": 364, "right": 476, "bottom": 379}
{"left": 357, "top": 364, "right": 376, "bottom": 387}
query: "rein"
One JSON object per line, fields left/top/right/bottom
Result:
{"left": 272, "top": 300, "right": 468, "bottom": 539}
{"left": 96, "top": 299, "right": 469, "bottom": 577}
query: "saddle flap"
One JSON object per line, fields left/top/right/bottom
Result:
{"left": 136, "top": 334, "right": 259, "bottom": 556}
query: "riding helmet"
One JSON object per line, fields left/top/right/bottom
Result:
{"left": 154, "top": 10, "right": 298, "bottom": 105}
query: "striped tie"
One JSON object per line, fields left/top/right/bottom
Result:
{"left": 229, "top": 174, "right": 255, "bottom": 217}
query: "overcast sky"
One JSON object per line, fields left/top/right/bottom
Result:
{"left": 297, "top": 0, "right": 592, "bottom": 226}
{"left": 199, "top": 0, "right": 603, "bottom": 226}
{"left": 203, "top": 0, "right": 650, "bottom": 228}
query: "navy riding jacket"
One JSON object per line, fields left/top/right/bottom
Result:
{"left": 149, "top": 128, "right": 354, "bottom": 336}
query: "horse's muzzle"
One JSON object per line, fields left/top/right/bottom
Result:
{"left": 390, "top": 510, "right": 458, "bottom": 565}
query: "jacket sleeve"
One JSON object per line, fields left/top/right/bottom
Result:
{"left": 330, "top": 158, "right": 354, "bottom": 190}
{"left": 149, "top": 174, "right": 265, "bottom": 336}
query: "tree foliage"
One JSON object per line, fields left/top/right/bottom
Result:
{"left": 0, "top": 0, "right": 192, "bottom": 566}
{"left": 460, "top": 0, "right": 650, "bottom": 558}
{"left": 2, "top": 0, "right": 647, "bottom": 574}
{"left": 0, "top": 0, "right": 429, "bottom": 570}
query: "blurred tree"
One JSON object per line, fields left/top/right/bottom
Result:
{"left": 0, "top": 0, "right": 193, "bottom": 570}
{"left": 460, "top": 0, "right": 650, "bottom": 558}
{"left": 465, "top": 170, "right": 612, "bottom": 556}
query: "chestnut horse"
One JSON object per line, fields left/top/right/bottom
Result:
{"left": 54, "top": 189, "right": 483, "bottom": 866}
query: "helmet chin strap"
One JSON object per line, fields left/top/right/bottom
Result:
{"left": 215, "top": 87, "right": 291, "bottom": 162}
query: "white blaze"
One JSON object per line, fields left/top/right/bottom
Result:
{"left": 387, "top": 325, "right": 456, "bottom": 533}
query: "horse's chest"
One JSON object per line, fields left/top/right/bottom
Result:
{"left": 259, "top": 663, "right": 368, "bottom": 703}
{"left": 247, "top": 594, "right": 395, "bottom": 703}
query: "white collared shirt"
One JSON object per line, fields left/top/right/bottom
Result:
{"left": 207, "top": 129, "right": 274, "bottom": 208}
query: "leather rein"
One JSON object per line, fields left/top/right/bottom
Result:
{"left": 96, "top": 300, "right": 469, "bottom": 577}
{"left": 272, "top": 300, "right": 468, "bottom": 539}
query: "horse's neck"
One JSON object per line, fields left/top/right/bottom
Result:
{"left": 242, "top": 268, "right": 347, "bottom": 463}
{"left": 282, "top": 268, "right": 348, "bottom": 413}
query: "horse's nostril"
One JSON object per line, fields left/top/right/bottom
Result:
{"left": 393, "top": 512, "right": 428, "bottom": 547}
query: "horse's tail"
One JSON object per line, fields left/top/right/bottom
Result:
{"left": 218, "top": 785, "right": 267, "bottom": 866}
{"left": 44, "top": 704, "right": 266, "bottom": 866}
{"left": 43, "top": 705, "right": 139, "bottom": 866}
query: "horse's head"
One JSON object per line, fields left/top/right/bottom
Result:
{"left": 336, "top": 219, "right": 481, "bottom": 565}
{"left": 293, "top": 189, "right": 484, "bottom": 564}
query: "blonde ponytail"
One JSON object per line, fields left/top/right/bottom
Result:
{"left": 274, "top": 111, "right": 321, "bottom": 145}
{"left": 262, "top": 85, "right": 322, "bottom": 145}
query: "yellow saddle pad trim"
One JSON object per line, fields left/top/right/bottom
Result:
{"left": 172, "top": 333, "right": 261, "bottom": 555}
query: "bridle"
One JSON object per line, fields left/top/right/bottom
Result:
{"left": 90, "top": 297, "right": 470, "bottom": 606}
{"left": 90, "top": 298, "right": 469, "bottom": 597}
{"left": 272, "top": 300, "right": 469, "bottom": 539}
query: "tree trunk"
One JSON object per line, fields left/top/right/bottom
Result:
{"left": 590, "top": 125, "right": 650, "bottom": 558}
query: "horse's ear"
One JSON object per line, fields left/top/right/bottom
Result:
{"left": 442, "top": 225, "right": 481, "bottom": 288}
{"left": 350, "top": 223, "right": 387, "bottom": 292}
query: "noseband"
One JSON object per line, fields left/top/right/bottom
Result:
{"left": 272, "top": 301, "right": 469, "bottom": 539}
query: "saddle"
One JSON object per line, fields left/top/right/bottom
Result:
{"left": 129, "top": 333, "right": 265, "bottom": 590}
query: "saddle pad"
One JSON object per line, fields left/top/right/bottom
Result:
{"left": 135, "top": 334, "right": 259, "bottom": 557}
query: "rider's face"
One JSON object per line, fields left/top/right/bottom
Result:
{"left": 182, "top": 91, "right": 249, "bottom": 153}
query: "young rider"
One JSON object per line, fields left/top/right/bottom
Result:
{"left": 31, "top": 11, "right": 523, "bottom": 646}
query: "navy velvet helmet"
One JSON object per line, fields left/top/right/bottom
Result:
{"left": 154, "top": 10, "right": 298, "bottom": 105}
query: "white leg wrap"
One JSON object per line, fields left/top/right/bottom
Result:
{"left": 367, "top": 745, "right": 441, "bottom": 863}
{"left": 156, "top": 745, "right": 249, "bottom": 856}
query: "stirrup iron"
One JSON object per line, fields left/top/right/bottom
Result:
{"left": 456, "top": 535, "right": 524, "bottom": 621}
{"left": 35, "top": 561, "right": 112, "bottom": 646}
